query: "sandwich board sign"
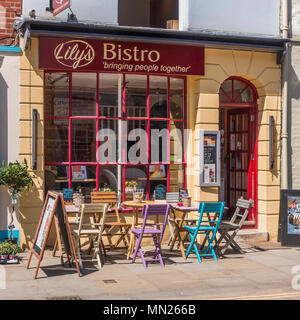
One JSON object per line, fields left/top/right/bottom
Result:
{"left": 27, "top": 191, "right": 80, "bottom": 279}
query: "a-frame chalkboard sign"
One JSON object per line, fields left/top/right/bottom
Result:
{"left": 27, "top": 191, "right": 80, "bottom": 279}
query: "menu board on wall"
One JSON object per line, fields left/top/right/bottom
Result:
{"left": 279, "top": 190, "right": 300, "bottom": 246}
{"left": 200, "top": 131, "right": 221, "bottom": 187}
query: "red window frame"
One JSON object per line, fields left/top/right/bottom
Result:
{"left": 44, "top": 71, "right": 187, "bottom": 200}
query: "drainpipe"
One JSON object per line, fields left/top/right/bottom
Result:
{"left": 281, "top": 0, "right": 289, "bottom": 190}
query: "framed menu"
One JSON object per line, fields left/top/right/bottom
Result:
{"left": 200, "top": 130, "right": 221, "bottom": 187}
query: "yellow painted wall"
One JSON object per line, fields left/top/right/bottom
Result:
{"left": 18, "top": 39, "right": 281, "bottom": 248}
{"left": 186, "top": 49, "right": 281, "bottom": 240}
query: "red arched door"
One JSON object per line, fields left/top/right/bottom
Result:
{"left": 219, "top": 77, "right": 258, "bottom": 227}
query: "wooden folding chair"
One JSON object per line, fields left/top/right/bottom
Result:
{"left": 91, "top": 191, "right": 131, "bottom": 248}
{"left": 184, "top": 202, "right": 225, "bottom": 263}
{"left": 215, "top": 197, "right": 254, "bottom": 255}
{"left": 72, "top": 203, "right": 108, "bottom": 269}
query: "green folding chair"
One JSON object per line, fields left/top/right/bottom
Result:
{"left": 184, "top": 202, "right": 225, "bottom": 263}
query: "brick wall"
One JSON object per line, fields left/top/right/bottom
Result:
{"left": 0, "top": 0, "right": 22, "bottom": 46}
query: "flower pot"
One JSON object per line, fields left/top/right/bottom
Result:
{"left": 7, "top": 255, "right": 19, "bottom": 264}
{"left": 0, "top": 255, "right": 8, "bottom": 264}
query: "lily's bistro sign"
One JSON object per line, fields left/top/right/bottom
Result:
{"left": 39, "top": 37, "right": 205, "bottom": 75}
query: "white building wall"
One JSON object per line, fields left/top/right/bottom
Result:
{"left": 179, "top": 0, "right": 280, "bottom": 36}
{"left": 0, "top": 51, "right": 20, "bottom": 238}
{"left": 22, "top": 0, "right": 118, "bottom": 24}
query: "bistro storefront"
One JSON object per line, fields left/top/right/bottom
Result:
{"left": 15, "top": 19, "right": 285, "bottom": 248}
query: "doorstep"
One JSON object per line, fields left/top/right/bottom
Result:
{"left": 235, "top": 229, "right": 269, "bottom": 242}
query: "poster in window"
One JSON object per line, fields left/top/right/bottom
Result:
{"left": 287, "top": 197, "right": 300, "bottom": 235}
{"left": 279, "top": 190, "right": 300, "bottom": 246}
{"left": 72, "top": 166, "right": 87, "bottom": 180}
{"left": 200, "top": 131, "right": 220, "bottom": 187}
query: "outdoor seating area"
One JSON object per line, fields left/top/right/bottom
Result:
{"left": 58, "top": 187, "right": 254, "bottom": 272}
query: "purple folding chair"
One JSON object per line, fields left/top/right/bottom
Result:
{"left": 131, "top": 204, "right": 171, "bottom": 268}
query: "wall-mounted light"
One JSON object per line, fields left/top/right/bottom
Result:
{"left": 32, "top": 109, "right": 38, "bottom": 170}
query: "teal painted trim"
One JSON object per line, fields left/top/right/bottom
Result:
{"left": 0, "top": 46, "right": 21, "bottom": 53}
{"left": 0, "top": 230, "right": 20, "bottom": 244}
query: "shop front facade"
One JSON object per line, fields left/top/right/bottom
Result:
{"left": 16, "top": 19, "right": 284, "bottom": 248}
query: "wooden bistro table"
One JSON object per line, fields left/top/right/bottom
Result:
{"left": 169, "top": 203, "right": 199, "bottom": 260}
{"left": 123, "top": 200, "right": 163, "bottom": 260}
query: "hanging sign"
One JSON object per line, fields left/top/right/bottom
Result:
{"left": 39, "top": 37, "right": 205, "bottom": 76}
{"left": 53, "top": 0, "right": 71, "bottom": 16}
{"left": 200, "top": 130, "right": 221, "bottom": 187}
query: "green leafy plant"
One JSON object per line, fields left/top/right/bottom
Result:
{"left": 0, "top": 241, "right": 22, "bottom": 256}
{"left": 125, "top": 180, "right": 140, "bottom": 188}
{"left": 0, "top": 159, "right": 34, "bottom": 199}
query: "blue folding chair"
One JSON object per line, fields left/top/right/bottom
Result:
{"left": 184, "top": 202, "right": 225, "bottom": 263}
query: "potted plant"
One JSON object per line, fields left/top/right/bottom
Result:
{"left": 125, "top": 180, "right": 140, "bottom": 193}
{"left": 7, "top": 242, "right": 22, "bottom": 264}
{"left": 0, "top": 159, "right": 34, "bottom": 242}
{"left": 0, "top": 241, "right": 10, "bottom": 263}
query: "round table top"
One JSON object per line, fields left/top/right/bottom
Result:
{"left": 123, "top": 200, "right": 156, "bottom": 208}
{"left": 123, "top": 200, "right": 199, "bottom": 211}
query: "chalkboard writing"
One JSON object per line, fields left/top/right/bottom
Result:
{"left": 154, "top": 185, "right": 167, "bottom": 200}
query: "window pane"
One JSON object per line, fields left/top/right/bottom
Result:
{"left": 99, "top": 73, "right": 119, "bottom": 117}
{"left": 149, "top": 76, "right": 167, "bottom": 118}
{"left": 45, "top": 73, "right": 69, "bottom": 117}
{"left": 98, "top": 119, "right": 119, "bottom": 164}
{"left": 71, "top": 165, "right": 96, "bottom": 202}
{"left": 71, "top": 119, "right": 96, "bottom": 162}
{"left": 169, "top": 164, "right": 184, "bottom": 191}
{"left": 219, "top": 79, "right": 232, "bottom": 103}
{"left": 45, "top": 119, "right": 69, "bottom": 162}
{"left": 127, "top": 120, "right": 147, "bottom": 163}
{"left": 150, "top": 165, "right": 167, "bottom": 200}
{"left": 125, "top": 165, "right": 147, "bottom": 199}
{"left": 45, "top": 165, "right": 68, "bottom": 193}
{"left": 72, "top": 73, "right": 96, "bottom": 116}
{"left": 125, "top": 75, "right": 147, "bottom": 118}
{"left": 170, "top": 78, "right": 184, "bottom": 119}
{"left": 150, "top": 121, "right": 168, "bottom": 163}
{"left": 98, "top": 165, "right": 118, "bottom": 192}
{"left": 170, "top": 121, "right": 183, "bottom": 163}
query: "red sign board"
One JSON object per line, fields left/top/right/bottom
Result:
{"left": 53, "top": 0, "right": 71, "bottom": 16}
{"left": 39, "top": 37, "right": 205, "bottom": 76}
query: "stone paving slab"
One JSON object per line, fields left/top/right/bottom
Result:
{"left": 1, "top": 241, "right": 300, "bottom": 300}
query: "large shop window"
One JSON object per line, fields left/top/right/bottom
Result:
{"left": 45, "top": 72, "right": 186, "bottom": 201}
